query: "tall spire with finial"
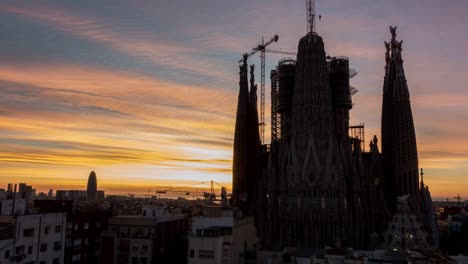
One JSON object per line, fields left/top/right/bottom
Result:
{"left": 381, "top": 26, "right": 419, "bottom": 212}
{"left": 420, "top": 168, "right": 425, "bottom": 188}
{"left": 232, "top": 55, "right": 262, "bottom": 214}
{"left": 232, "top": 54, "right": 250, "bottom": 208}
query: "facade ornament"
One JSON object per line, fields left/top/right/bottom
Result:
{"left": 385, "top": 41, "right": 391, "bottom": 62}
{"left": 390, "top": 26, "right": 397, "bottom": 40}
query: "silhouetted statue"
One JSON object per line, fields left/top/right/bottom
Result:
{"left": 370, "top": 135, "right": 380, "bottom": 154}
{"left": 390, "top": 26, "right": 397, "bottom": 40}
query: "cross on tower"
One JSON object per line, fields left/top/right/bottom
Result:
{"left": 420, "top": 168, "right": 425, "bottom": 188}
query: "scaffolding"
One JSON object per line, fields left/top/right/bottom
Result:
{"left": 270, "top": 69, "right": 280, "bottom": 142}
{"left": 349, "top": 123, "right": 365, "bottom": 151}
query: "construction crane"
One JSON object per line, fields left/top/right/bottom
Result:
{"left": 454, "top": 194, "right": 462, "bottom": 205}
{"left": 155, "top": 180, "right": 230, "bottom": 201}
{"left": 240, "top": 35, "right": 279, "bottom": 144}
{"left": 264, "top": 49, "right": 297, "bottom": 56}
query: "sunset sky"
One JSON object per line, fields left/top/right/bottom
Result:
{"left": 0, "top": 0, "right": 467, "bottom": 199}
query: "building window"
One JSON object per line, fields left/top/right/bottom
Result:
{"left": 28, "top": 246, "right": 32, "bottom": 254}
{"left": 45, "top": 226, "right": 50, "bottom": 235}
{"left": 190, "top": 249, "right": 194, "bottom": 258}
{"left": 53, "top": 258, "right": 60, "bottom": 264}
{"left": 54, "top": 242, "right": 62, "bottom": 251}
{"left": 141, "top": 257, "right": 147, "bottom": 264}
{"left": 55, "top": 225, "right": 62, "bottom": 233}
{"left": 15, "top": 245, "right": 25, "bottom": 254}
{"left": 132, "top": 244, "right": 138, "bottom": 252}
{"left": 131, "top": 257, "right": 138, "bottom": 264}
{"left": 72, "top": 254, "right": 81, "bottom": 262}
{"left": 40, "top": 243, "right": 48, "bottom": 252}
{"left": 4, "top": 250, "right": 10, "bottom": 259}
{"left": 198, "top": 250, "right": 214, "bottom": 259}
{"left": 84, "top": 223, "right": 89, "bottom": 230}
{"left": 23, "top": 228, "right": 34, "bottom": 237}
{"left": 142, "top": 245, "right": 149, "bottom": 252}
{"left": 39, "top": 261, "right": 46, "bottom": 264}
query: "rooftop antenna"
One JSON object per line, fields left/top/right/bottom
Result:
{"left": 306, "top": 0, "right": 316, "bottom": 33}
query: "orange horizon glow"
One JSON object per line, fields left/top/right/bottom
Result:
{"left": 0, "top": 1, "right": 467, "bottom": 200}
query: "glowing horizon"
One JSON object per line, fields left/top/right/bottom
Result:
{"left": 1, "top": 1, "right": 468, "bottom": 200}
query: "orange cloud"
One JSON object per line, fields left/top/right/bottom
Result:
{"left": 0, "top": 63, "right": 237, "bottom": 189}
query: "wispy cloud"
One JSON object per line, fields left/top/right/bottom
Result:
{"left": 0, "top": 0, "right": 467, "bottom": 197}
{"left": 0, "top": 63, "right": 236, "bottom": 187}
{"left": 0, "top": 4, "right": 236, "bottom": 85}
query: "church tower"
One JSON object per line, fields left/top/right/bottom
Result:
{"left": 381, "top": 26, "right": 419, "bottom": 212}
{"left": 275, "top": 30, "right": 348, "bottom": 248}
{"left": 232, "top": 55, "right": 261, "bottom": 213}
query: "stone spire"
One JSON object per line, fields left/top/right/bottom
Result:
{"left": 232, "top": 55, "right": 250, "bottom": 208}
{"left": 381, "top": 26, "right": 419, "bottom": 212}
{"left": 249, "top": 65, "right": 261, "bottom": 149}
{"left": 273, "top": 32, "right": 348, "bottom": 248}
{"left": 247, "top": 64, "right": 261, "bottom": 214}
{"left": 232, "top": 56, "right": 261, "bottom": 213}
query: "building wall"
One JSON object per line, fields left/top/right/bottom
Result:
{"left": 231, "top": 217, "right": 256, "bottom": 264}
{"left": 105, "top": 219, "right": 154, "bottom": 264}
{"left": 142, "top": 205, "right": 166, "bottom": 217}
{"left": 188, "top": 236, "right": 230, "bottom": 264}
{"left": 0, "top": 224, "right": 14, "bottom": 264}
{"left": 1, "top": 199, "right": 26, "bottom": 215}
{"left": 56, "top": 190, "right": 87, "bottom": 202}
{"left": 191, "top": 217, "right": 233, "bottom": 234}
{"left": 101, "top": 215, "right": 188, "bottom": 264}
{"left": 99, "top": 232, "right": 116, "bottom": 264}
{"left": 188, "top": 210, "right": 255, "bottom": 264}
{"left": 0, "top": 213, "right": 66, "bottom": 264}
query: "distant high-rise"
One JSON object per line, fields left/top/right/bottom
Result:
{"left": 18, "top": 183, "right": 33, "bottom": 201}
{"left": 87, "top": 171, "right": 97, "bottom": 202}
{"left": 381, "top": 26, "right": 419, "bottom": 211}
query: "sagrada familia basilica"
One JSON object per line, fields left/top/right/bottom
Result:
{"left": 232, "top": 25, "right": 439, "bottom": 250}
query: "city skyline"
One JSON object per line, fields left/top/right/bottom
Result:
{"left": 1, "top": 0, "right": 467, "bottom": 199}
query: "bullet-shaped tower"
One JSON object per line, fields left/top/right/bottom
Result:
{"left": 87, "top": 171, "right": 97, "bottom": 202}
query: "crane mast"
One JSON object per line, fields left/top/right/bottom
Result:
{"left": 306, "top": 0, "right": 316, "bottom": 33}
{"left": 259, "top": 38, "right": 266, "bottom": 143}
{"left": 241, "top": 35, "right": 279, "bottom": 144}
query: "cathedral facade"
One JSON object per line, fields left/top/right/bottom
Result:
{"left": 232, "top": 27, "right": 438, "bottom": 250}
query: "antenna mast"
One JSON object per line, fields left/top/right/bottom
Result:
{"left": 306, "top": 0, "right": 316, "bottom": 33}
